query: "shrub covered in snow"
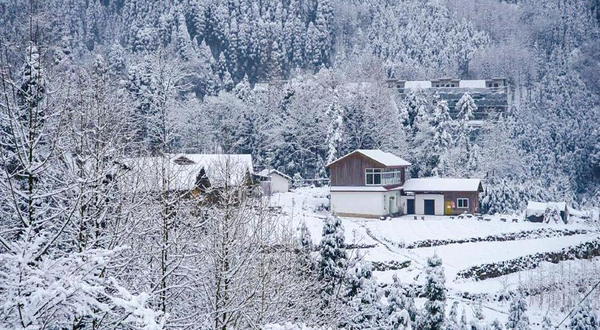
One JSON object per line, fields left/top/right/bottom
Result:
{"left": 420, "top": 254, "right": 447, "bottom": 330}
{"left": 569, "top": 301, "right": 598, "bottom": 330}
{"left": 506, "top": 291, "right": 530, "bottom": 330}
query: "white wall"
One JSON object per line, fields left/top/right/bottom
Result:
{"left": 270, "top": 174, "right": 289, "bottom": 193}
{"left": 330, "top": 191, "right": 385, "bottom": 217}
{"left": 415, "top": 194, "right": 444, "bottom": 215}
{"left": 383, "top": 191, "right": 402, "bottom": 214}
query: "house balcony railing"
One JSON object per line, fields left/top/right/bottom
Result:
{"left": 381, "top": 176, "right": 402, "bottom": 185}
{"left": 366, "top": 168, "right": 402, "bottom": 186}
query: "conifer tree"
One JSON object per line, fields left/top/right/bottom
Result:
{"left": 421, "top": 254, "right": 447, "bottom": 330}
{"left": 448, "top": 301, "right": 459, "bottom": 328}
{"left": 506, "top": 291, "right": 530, "bottom": 330}
{"left": 432, "top": 100, "right": 453, "bottom": 152}
{"left": 387, "top": 274, "right": 408, "bottom": 317}
{"left": 569, "top": 301, "right": 598, "bottom": 330}
{"left": 325, "top": 90, "right": 344, "bottom": 164}
{"left": 344, "top": 262, "right": 383, "bottom": 329}
{"left": 318, "top": 215, "right": 348, "bottom": 296}
{"left": 454, "top": 92, "right": 477, "bottom": 149}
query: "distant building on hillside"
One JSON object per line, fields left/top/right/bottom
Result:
{"left": 256, "top": 168, "right": 292, "bottom": 195}
{"left": 386, "top": 78, "right": 509, "bottom": 121}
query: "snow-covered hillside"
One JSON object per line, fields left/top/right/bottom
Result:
{"left": 270, "top": 187, "right": 600, "bottom": 327}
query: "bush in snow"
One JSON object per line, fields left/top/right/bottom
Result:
{"left": 343, "top": 262, "right": 383, "bottom": 329}
{"left": 318, "top": 215, "right": 348, "bottom": 297}
{"left": 506, "top": 290, "right": 530, "bottom": 330}
{"left": 386, "top": 274, "right": 416, "bottom": 329}
{"left": 298, "top": 220, "right": 315, "bottom": 270}
{"left": 293, "top": 173, "right": 304, "bottom": 188}
{"left": 447, "top": 301, "right": 460, "bottom": 329}
{"left": 491, "top": 318, "right": 505, "bottom": 330}
{"left": 541, "top": 316, "right": 552, "bottom": 330}
{"left": 388, "top": 309, "right": 413, "bottom": 330}
{"left": 420, "top": 253, "right": 447, "bottom": 330}
{"left": 569, "top": 301, "right": 598, "bottom": 330}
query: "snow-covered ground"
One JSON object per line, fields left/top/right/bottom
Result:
{"left": 269, "top": 187, "right": 600, "bottom": 326}
{"left": 364, "top": 215, "right": 588, "bottom": 246}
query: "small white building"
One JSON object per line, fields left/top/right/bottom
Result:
{"left": 525, "top": 201, "right": 569, "bottom": 223}
{"left": 257, "top": 169, "right": 292, "bottom": 194}
{"left": 402, "top": 178, "right": 482, "bottom": 215}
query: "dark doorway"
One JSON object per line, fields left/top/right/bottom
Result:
{"left": 407, "top": 199, "right": 415, "bottom": 214}
{"left": 424, "top": 199, "right": 435, "bottom": 215}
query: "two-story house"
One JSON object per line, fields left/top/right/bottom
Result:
{"left": 326, "top": 149, "right": 483, "bottom": 218}
{"left": 326, "top": 150, "right": 411, "bottom": 217}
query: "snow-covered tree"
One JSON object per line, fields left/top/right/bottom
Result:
{"left": 454, "top": 92, "right": 477, "bottom": 149}
{"left": 344, "top": 262, "right": 383, "bottom": 329}
{"left": 506, "top": 291, "right": 530, "bottom": 330}
{"left": 298, "top": 220, "right": 314, "bottom": 270}
{"left": 432, "top": 100, "right": 453, "bottom": 154}
{"left": 569, "top": 301, "right": 598, "bottom": 330}
{"left": 325, "top": 90, "right": 344, "bottom": 165}
{"left": 541, "top": 315, "right": 552, "bottom": 330}
{"left": 491, "top": 319, "right": 505, "bottom": 330}
{"left": 385, "top": 275, "right": 414, "bottom": 329}
{"left": 420, "top": 254, "right": 447, "bottom": 330}
{"left": 543, "top": 205, "right": 562, "bottom": 224}
{"left": 319, "top": 215, "right": 348, "bottom": 296}
{"left": 448, "top": 301, "right": 460, "bottom": 328}
{"left": 460, "top": 308, "right": 469, "bottom": 330}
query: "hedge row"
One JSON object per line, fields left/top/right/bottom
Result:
{"left": 456, "top": 237, "right": 600, "bottom": 281}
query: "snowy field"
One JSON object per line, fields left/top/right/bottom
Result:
{"left": 364, "top": 215, "right": 588, "bottom": 246}
{"left": 269, "top": 187, "right": 600, "bottom": 326}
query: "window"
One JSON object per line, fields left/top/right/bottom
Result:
{"left": 366, "top": 168, "right": 402, "bottom": 185}
{"left": 457, "top": 198, "right": 469, "bottom": 208}
{"left": 365, "top": 168, "right": 381, "bottom": 185}
{"left": 493, "top": 83, "right": 499, "bottom": 87}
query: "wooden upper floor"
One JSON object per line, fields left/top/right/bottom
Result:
{"left": 326, "top": 150, "right": 410, "bottom": 187}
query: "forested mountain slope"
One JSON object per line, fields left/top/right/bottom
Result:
{"left": 1, "top": 0, "right": 598, "bottom": 207}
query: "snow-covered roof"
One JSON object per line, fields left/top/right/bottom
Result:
{"left": 404, "top": 81, "right": 432, "bottom": 89}
{"left": 257, "top": 168, "right": 292, "bottom": 181}
{"left": 526, "top": 201, "right": 567, "bottom": 216}
{"left": 326, "top": 149, "right": 411, "bottom": 168}
{"left": 403, "top": 178, "right": 482, "bottom": 192}
{"left": 458, "top": 80, "right": 486, "bottom": 88}
{"left": 121, "top": 154, "right": 253, "bottom": 192}
{"left": 331, "top": 186, "right": 389, "bottom": 192}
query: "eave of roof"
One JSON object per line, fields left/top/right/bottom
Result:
{"left": 403, "top": 178, "right": 483, "bottom": 192}
{"left": 325, "top": 149, "right": 411, "bottom": 168}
